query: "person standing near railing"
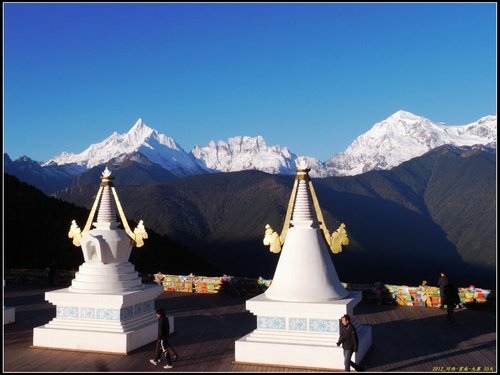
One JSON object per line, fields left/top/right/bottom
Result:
{"left": 437, "top": 271, "right": 449, "bottom": 309}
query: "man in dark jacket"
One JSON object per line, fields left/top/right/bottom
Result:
{"left": 149, "top": 308, "right": 178, "bottom": 369}
{"left": 444, "top": 283, "right": 460, "bottom": 324}
{"left": 438, "top": 271, "right": 449, "bottom": 309}
{"left": 337, "top": 314, "right": 362, "bottom": 372}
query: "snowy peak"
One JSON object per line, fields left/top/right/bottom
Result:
{"left": 326, "top": 110, "right": 496, "bottom": 176}
{"left": 192, "top": 135, "right": 329, "bottom": 176}
{"left": 130, "top": 117, "right": 147, "bottom": 131}
{"left": 43, "top": 118, "right": 206, "bottom": 176}
{"left": 477, "top": 115, "right": 496, "bottom": 125}
{"left": 124, "top": 118, "right": 181, "bottom": 151}
{"left": 38, "top": 111, "right": 495, "bottom": 180}
{"left": 191, "top": 135, "right": 299, "bottom": 174}
{"left": 461, "top": 115, "right": 497, "bottom": 139}
{"left": 126, "top": 118, "right": 154, "bottom": 143}
{"left": 388, "top": 110, "right": 423, "bottom": 122}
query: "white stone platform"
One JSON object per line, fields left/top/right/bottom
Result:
{"left": 235, "top": 291, "right": 372, "bottom": 370}
{"left": 33, "top": 284, "right": 164, "bottom": 354}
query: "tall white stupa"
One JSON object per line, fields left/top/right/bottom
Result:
{"left": 235, "top": 159, "right": 372, "bottom": 370}
{"left": 33, "top": 167, "right": 164, "bottom": 354}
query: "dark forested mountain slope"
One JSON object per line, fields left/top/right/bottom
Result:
{"left": 3, "top": 174, "right": 221, "bottom": 276}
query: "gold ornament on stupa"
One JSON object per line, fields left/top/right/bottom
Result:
{"left": 263, "top": 158, "right": 349, "bottom": 254}
{"left": 68, "top": 167, "right": 148, "bottom": 248}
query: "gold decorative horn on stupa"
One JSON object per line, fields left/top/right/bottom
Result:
{"left": 68, "top": 167, "right": 148, "bottom": 248}
{"left": 263, "top": 158, "right": 349, "bottom": 254}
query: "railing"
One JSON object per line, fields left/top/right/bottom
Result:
{"left": 4, "top": 269, "right": 495, "bottom": 309}
{"left": 4, "top": 268, "right": 76, "bottom": 286}
{"left": 345, "top": 282, "right": 495, "bottom": 308}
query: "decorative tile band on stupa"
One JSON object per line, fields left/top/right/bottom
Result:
{"left": 33, "top": 167, "right": 164, "bottom": 354}
{"left": 235, "top": 158, "right": 372, "bottom": 370}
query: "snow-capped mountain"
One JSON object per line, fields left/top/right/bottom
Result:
{"left": 12, "top": 110, "right": 496, "bottom": 188}
{"left": 43, "top": 118, "right": 209, "bottom": 176}
{"left": 325, "top": 110, "right": 496, "bottom": 176}
{"left": 42, "top": 119, "right": 327, "bottom": 177}
{"left": 191, "top": 136, "right": 326, "bottom": 176}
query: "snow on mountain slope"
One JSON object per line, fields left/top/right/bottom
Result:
{"left": 43, "top": 119, "right": 208, "bottom": 176}
{"left": 325, "top": 110, "right": 496, "bottom": 176}
{"left": 39, "top": 111, "right": 496, "bottom": 178}
{"left": 193, "top": 136, "right": 292, "bottom": 174}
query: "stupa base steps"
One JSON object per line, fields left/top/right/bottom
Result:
{"left": 33, "top": 314, "right": 174, "bottom": 354}
{"left": 244, "top": 323, "right": 370, "bottom": 342}
{"left": 244, "top": 329, "right": 340, "bottom": 345}
{"left": 235, "top": 329, "right": 372, "bottom": 371}
{"left": 235, "top": 291, "right": 372, "bottom": 370}
{"left": 33, "top": 322, "right": 157, "bottom": 354}
{"left": 32, "top": 284, "right": 164, "bottom": 354}
{"left": 68, "top": 262, "right": 144, "bottom": 293}
{"left": 36, "top": 314, "right": 160, "bottom": 333}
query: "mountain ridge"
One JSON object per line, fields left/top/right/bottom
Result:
{"left": 5, "top": 110, "right": 495, "bottom": 194}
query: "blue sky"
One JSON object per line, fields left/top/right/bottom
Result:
{"left": 3, "top": 2, "right": 497, "bottom": 162}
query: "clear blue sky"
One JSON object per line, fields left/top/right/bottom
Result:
{"left": 3, "top": 2, "right": 497, "bottom": 163}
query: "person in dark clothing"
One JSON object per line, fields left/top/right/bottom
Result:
{"left": 437, "top": 271, "right": 449, "bottom": 309}
{"left": 47, "top": 262, "right": 57, "bottom": 286}
{"left": 336, "top": 314, "right": 362, "bottom": 372}
{"left": 443, "top": 283, "right": 460, "bottom": 324}
{"left": 149, "top": 308, "right": 178, "bottom": 369}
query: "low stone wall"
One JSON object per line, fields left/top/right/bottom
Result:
{"left": 5, "top": 269, "right": 495, "bottom": 308}
{"left": 4, "top": 268, "right": 76, "bottom": 286}
{"left": 347, "top": 282, "right": 495, "bottom": 308}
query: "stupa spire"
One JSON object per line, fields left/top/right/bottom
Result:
{"left": 96, "top": 185, "right": 118, "bottom": 224}
{"left": 95, "top": 168, "right": 118, "bottom": 225}
{"left": 263, "top": 158, "right": 349, "bottom": 254}
{"left": 68, "top": 167, "right": 148, "bottom": 247}
{"left": 291, "top": 176, "right": 316, "bottom": 224}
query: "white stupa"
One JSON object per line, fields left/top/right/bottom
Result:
{"left": 33, "top": 167, "right": 164, "bottom": 354}
{"left": 235, "top": 159, "right": 372, "bottom": 370}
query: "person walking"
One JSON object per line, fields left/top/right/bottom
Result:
{"left": 437, "top": 271, "right": 449, "bottom": 309}
{"left": 443, "top": 282, "right": 460, "bottom": 324}
{"left": 336, "top": 314, "right": 362, "bottom": 372}
{"left": 149, "top": 308, "right": 178, "bottom": 369}
{"left": 47, "top": 262, "right": 57, "bottom": 286}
